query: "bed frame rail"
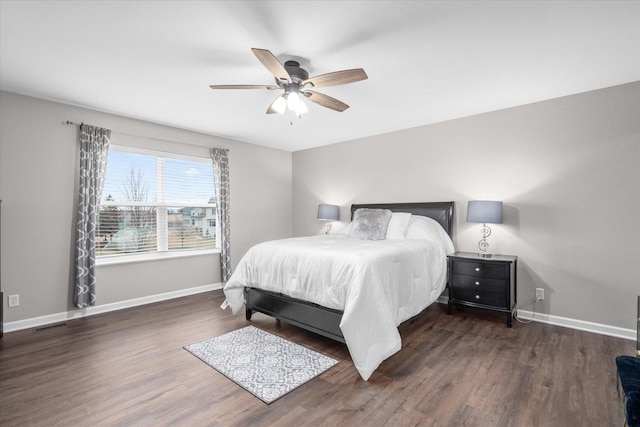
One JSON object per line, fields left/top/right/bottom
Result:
{"left": 245, "top": 288, "right": 345, "bottom": 343}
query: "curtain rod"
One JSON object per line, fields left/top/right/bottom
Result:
{"left": 63, "top": 120, "right": 214, "bottom": 149}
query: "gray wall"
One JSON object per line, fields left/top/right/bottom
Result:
{"left": 0, "top": 91, "right": 292, "bottom": 322}
{"left": 293, "top": 82, "right": 640, "bottom": 330}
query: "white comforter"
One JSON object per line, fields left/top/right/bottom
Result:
{"left": 222, "top": 233, "right": 451, "bottom": 380}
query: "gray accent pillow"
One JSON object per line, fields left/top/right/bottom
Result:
{"left": 349, "top": 208, "right": 393, "bottom": 240}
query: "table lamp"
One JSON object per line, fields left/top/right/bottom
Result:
{"left": 467, "top": 200, "right": 503, "bottom": 257}
{"left": 317, "top": 204, "right": 340, "bottom": 234}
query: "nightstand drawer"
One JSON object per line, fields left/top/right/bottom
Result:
{"left": 451, "top": 273, "right": 506, "bottom": 293}
{"left": 451, "top": 288, "right": 505, "bottom": 308}
{"left": 452, "top": 260, "right": 505, "bottom": 279}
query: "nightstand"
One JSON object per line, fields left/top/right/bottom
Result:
{"left": 447, "top": 252, "right": 517, "bottom": 328}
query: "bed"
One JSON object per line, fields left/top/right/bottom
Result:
{"left": 222, "top": 201, "right": 455, "bottom": 380}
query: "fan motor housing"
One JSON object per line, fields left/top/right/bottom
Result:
{"left": 282, "top": 60, "right": 309, "bottom": 84}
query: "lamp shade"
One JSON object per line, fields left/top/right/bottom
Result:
{"left": 467, "top": 200, "right": 503, "bottom": 224}
{"left": 317, "top": 204, "right": 340, "bottom": 221}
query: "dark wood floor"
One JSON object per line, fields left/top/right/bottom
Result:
{"left": 0, "top": 290, "right": 633, "bottom": 426}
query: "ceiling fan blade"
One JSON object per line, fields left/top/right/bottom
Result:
{"left": 302, "top": 90, "right": 349, "bottom": 112}
{"left": 302, "top": 68, "right": 368, "bottom": 88}
{"left": 209, "top": 84, "right": 278, "bottom": 90}
{"left": 251, "top": 48, "right": 292, "bottom": 83}
{"left": 266, "top": 94, "right": 286, "bottom": 114}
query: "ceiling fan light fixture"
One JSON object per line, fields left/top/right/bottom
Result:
{"left": 296, "top": 99, "right": 309, "bottom": 115}
{"left": 286, "top": 91, "right": 308, "bottom": 116}
{"left": 271, "top": 95, "right": 287, "bottom": 114}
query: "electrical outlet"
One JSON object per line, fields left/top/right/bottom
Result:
{"left": 8, "top": 294, "right": 20, "bottom": 307}
{"left": 535, "top": 288, "right": 545, "bottom": 301}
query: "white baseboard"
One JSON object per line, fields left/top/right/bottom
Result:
{"left": 436, "top": 296, "right": 635, "bottom": 341}
{"left": 4, "top": 282, "right": 224, "bottom": 333}
{"left": 515, "top": 309, "right": 636, "bottom": 341}
{"left": 6, "top": 289, "right": 636, "bottom": 342}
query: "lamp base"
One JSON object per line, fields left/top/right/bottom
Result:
{"left": 478, "top": 253, "right": 493, "bottom": 258}
{"left": 325, "top": 223, "right": 333, "bottom": 234}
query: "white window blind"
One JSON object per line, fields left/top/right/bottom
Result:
{"left": 97, "top": 145, "right": 216, "bottom": 257}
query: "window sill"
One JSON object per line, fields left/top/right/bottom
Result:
{"left": 97, "top": 249, "right": 220, "bottom": 266}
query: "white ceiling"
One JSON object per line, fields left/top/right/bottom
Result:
{"left": 1, "top": 1, "right": 639, "bottom": 152}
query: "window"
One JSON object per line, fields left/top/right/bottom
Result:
{"left": 97, "top": 145, "right": 216, "bottom": 258}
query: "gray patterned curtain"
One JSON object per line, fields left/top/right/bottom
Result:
{"left": 74, "top": 125, "right": 110, "bottom": 308}
{"left": 211, "top": 148, "right": 231, "bottom": 282}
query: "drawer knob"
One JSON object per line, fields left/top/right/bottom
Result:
{"left": 475, "top": 267, "right": 480, "bottom": 272}
{"left": 475, "top": 295, "right": 480, "bottom": 300}
{"left": 475, "top": 281, "right": 480, "bottom": 286}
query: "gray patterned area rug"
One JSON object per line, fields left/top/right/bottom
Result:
{"left": 184, "top": 325, "right": 339, "bottom": 404}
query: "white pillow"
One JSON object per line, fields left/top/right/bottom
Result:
{"left": 385, "top": 212, "right": 412, "bottom": 239}
{"left": 334, "top": 222, "right": 352, "bottom": 235}
{"left": 406, "top": 215, "right": 455, "bottom": 254}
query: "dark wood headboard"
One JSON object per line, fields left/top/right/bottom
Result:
{"left": 350, "top": 201, "right": 455, "bottom": 238}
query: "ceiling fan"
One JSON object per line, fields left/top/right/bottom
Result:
{"left": 210, "top": 48, "right": 368, "bottom": 116}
